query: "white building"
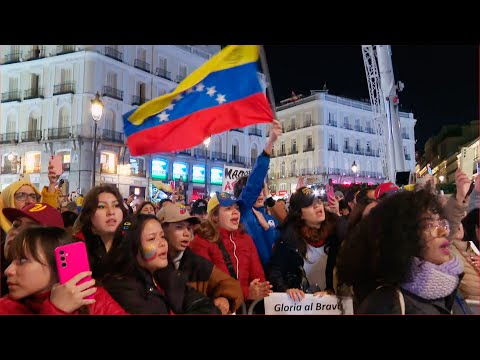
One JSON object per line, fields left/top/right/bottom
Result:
{"left": 0, "top": 45, "right": 266, "bottom": 201}
{"left": 268, "top": 90, "right": 416, "bottom": 196}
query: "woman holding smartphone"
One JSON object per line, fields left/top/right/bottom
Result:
{"left": 0, "top": 226, "right": 127, "bottom": 315}
{"left": 73, "top": 185, "right": 128, "bottom": 276}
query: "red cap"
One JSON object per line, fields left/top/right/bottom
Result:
{"left": 374, "top": 182, "right": 400, "bottom": 200}
{"left": 3, "top": 203, "right": 64, "bottom": 228}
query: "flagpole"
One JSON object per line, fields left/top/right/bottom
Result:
{"left": 259, "top": 45, "right": 277, "bottom": 118}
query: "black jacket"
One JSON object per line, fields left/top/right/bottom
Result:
{"left": 102, "top": 266, "right": 221, "bottom": 314}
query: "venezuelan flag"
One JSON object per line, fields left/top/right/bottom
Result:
{"left": 123, "top": 45, "right": 273, "bottom": 156}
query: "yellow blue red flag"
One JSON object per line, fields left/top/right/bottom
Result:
{"left": 123, "top": 45, "right": 273, "bottom": 156}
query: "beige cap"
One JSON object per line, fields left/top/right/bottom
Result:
{"left": 156, "top": 204, "right": 200, "bottom": 224}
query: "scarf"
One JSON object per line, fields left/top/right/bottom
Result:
{"left": 400, "top": 256, "right": 463, "bottom": 300}
{"left": 301, "top": 225, "right": 326, "bottom": 248}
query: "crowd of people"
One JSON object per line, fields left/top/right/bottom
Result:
{"left": 0, "top": 118, "right": 478, "bottom": 315}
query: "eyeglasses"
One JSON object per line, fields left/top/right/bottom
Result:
{"left": 14, "top": 192, "right": 41, "bottom": 202}
{"left": 423, "top": 219, "right": 450, "bottom": 238}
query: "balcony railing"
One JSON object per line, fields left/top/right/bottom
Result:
{"left": 277, "top": 150, "right": 287, "bottom": 157}
{"left": 248, "top": 128, "right": 262, "bottom": 136}
{"left": 56, "top": 45, "right": 75, "bottom": 55}
{"left": 3, "top": 52, "right": 21, "bottom": 64}
{"left": 354, "top": 125, "right": 364, "bottom": 132}
{"left": 176, "top": 75, "right": 186, "bottom": 83}
{"left": 155, "top": 67, "right": 172, "bottom": 80}
{"left": 0, "top": 132, "right": 18, "bottom": 144}
{"left": 343, "top": 123, "right": 353, "bottom": 130}
{"left": 134, "top": 59, "right": 150, "bottom": 73}
{"left": 229, "top": 155, "right": 246, "bottom": 164}
{"left": 343, "top": 146, "right": 353, "bottom": 154}
{"left": 25, "top": 47, "right": 46, "bottom": 61}
{"left": 102, "top": 129, "right": 124, "bottom": 143}
{"left": 132, "top": 95, "right": 149, "bottom": 106}
{"left": 402, "top": 133, "right": 410, "bottom": 139}
{"left": 289, "top": 148, "right": 298, "bottom": 155}
{"left": 211, "top": 151, "right": 227, "bottom": 161}
{"left": 176, "top": 150, "right": 192, "bottom": 156}
{"left": 194, "top": 148, "right": 207, "bottom": 158}
{"left": 103, "top": 86, "right": 123, "bottom": 101}
{"left": 286, "top": 124, "right": 296, "bottom": 132}
{"left": 354, "top": 148, "right": 365, "bottom": 155}
{"left": 365, "top": 149, "right": 376, "bottom": 157}
{"left": 21, "top": 130, "right": 42, "bottom": 142}
{"left": 48, "top": 127, "right": 71, "bottom": 140}
{"left": 328, "top": 144, "right": 339, "bottom": 152}
{"left": 303, "top": 145, "right": 314, "bottom": 152}
{"left": 1, "top": 166, "right": 18, "bottom": 174}
{"left": 105, "top": 47, "right": 123, "bottom": 62}
{"left": 1, "top": 90, "right": 21, "bottom": 103}
{"left": 230, "top": 128, "right": 243, "bottom": 133}
{"left": 365, "top": 127, "right": 375, "bottom": 134}
{"left": 53, "top": 82, "right": 75, "bottom": 95}
{"left": 24, "top": 88, "right": 44, "bottom": 100}
{"left": 327, "top": 120, "right": 337, "bottom": 127}
{"left": 301, "top": 121, "right": 312, "bottom": 128}
{"left": 175, "top": 45, "right": 211, "bottom": 60}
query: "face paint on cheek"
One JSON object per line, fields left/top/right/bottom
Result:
{"left": 142, "top": 244, "right": 158, "bottom": 262}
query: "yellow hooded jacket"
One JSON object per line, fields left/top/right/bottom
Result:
{"left": 0, "top": 180, "right": 58, "bottom": 233}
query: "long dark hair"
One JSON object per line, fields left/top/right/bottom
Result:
{"left": 462, "top": 208, "right": 479, "bottom": 248}
{"left": 336, "top": 189, "right": 443, "bottom": 304}
{"left": 97, "top": 215, "right": 161, "bottom": 281}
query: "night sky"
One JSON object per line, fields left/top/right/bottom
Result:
{"left": 263, "top": 45, "right": 479, "bottom": 152}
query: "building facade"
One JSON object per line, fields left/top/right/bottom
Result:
{"left": 0, "top": 45, "right": 266, "bottom": 201}
{"left": 268, "top": 90, "right": 416, "bottom": 196}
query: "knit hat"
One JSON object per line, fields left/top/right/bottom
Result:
{"left": 3, "top": 203, "right": 64, "bottom": 228}
{"left": 191, "top": 199, "right": 208, "bottom": 215}
{"left": 0, "top": 180, "right": 42, "bottom": 232}
{"left": 156, "top": 204, "right": 200, "bottom": 224}
{"left": 374, "top": 182, "right": 400, "bottom": 200}
{"left": 289, "top": 187, "right": 317, "bottom": 212}
{"left": 207, "top": 192, "right": 238, "bottom": 214}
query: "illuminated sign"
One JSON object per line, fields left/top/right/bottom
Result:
{"left": 210, "top": 167, "right": 223, "bottom": 185}
{"left": 192, "top": 165, "right": 205, "bottom": 184}
{"left": 152, "top": 158, "right": 168, "bottom": 180}
{"left": 173, "top": 162, "right": 188, "bottom": 182}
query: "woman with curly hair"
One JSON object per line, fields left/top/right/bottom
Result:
{"left": 336, "top": 189, "right": 467, "bottom": 314}
{"left": 266, "top": 186, "right": 341, "bottom": 302}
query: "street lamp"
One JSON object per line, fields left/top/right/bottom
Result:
{"left": 351, "top": 161, "right": 358, "bottom": 184}
{"left": 91, "top": 92, "right": 104, "bottom": 188}
{"left": 203, "top": 137, "right": 211, "bottom": 199}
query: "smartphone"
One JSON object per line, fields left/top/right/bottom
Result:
{"left": 467, "top": 241, "right": 480, "bottom": 256}
{"left": 54, "top": 241, "right": 95, "bottom": 299}
{"left": 50, "top": 154, "right": 63, "bottom": 176}
{"left": 326, "top": 184, "right": 335, "bottom": 205}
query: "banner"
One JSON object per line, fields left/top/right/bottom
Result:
{"left": 222, "top": 165, "right": 251, "bottom": 193}
{"left": 264, "top": 293, "right": 354, "bottom": 315}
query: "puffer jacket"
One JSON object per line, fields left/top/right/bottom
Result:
{"left": 190, "top": 227, "right": 266, "bottom": 301}
{"left": 0, "top": 287, "right": 127, "bottom": 315}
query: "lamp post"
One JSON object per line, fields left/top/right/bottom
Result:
{"left": 351, "top": 161, "right": 358, "bottom": 185}
{"left": 203, "top": 137, "right": 211, "bottom": 199}
{"left": 91, "top": 92, "right": 104, "bottom": 188}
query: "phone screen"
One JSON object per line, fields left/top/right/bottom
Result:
{"left": 50, "top": 155, "right": 63, "bottom": 176}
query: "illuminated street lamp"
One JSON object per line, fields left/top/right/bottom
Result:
{"left": 203, "top": 137, "right": 211, "bottom": 198}
{"left": 351, "top": 161, "right": 358, "bottom": 184}
{"left": 91, "top": 92, "right": 104, "bottom": 188}
{"left": 439, "top": 175, "right": 445, "bottom": 183}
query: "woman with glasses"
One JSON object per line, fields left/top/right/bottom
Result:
{"left": 336, "top": 189, "right": 467, "bottom": 314}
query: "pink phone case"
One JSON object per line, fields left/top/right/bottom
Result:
{"left": 50, "top": 155, "right": 63, "bottom": 176}
{"left": 326, "top": 185, "right": 335, "bottom": 204}
{"left": 54, "top": 241, "right": 95, "bottom": 299}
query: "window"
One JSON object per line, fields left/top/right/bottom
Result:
{"left": 344, "top": 137, "right": 349, "bottom": 148}
{"left": 356, "top": 140, "right": 360, "bottom": 151}
{"left": 56, "top": 150, "right": 71, "bottom": 172}
{"left": 291, "top": 160, "right": 296, "bottom": 175}
{"left": 24, "top": 151, "right": 41, "bottom": 174}
{"left": 137, "top": 47, "right": 146, "bottom": 62}
{"left": 307, "top": 136, "right": 312, "bottom": 148}
{"left": 280, "top": 161, "right": 285, "bottom": 177}
{"left": 6, "top": 114, "right": 16, "bottom": 134}
{"left": 104, "top": 110, "right": 115, "bottom": 132}
{"left": 58, "top": 107, "right": 69, "bottom": 129}
{"left": 366, "top": 141, "right": 371, "bottom": 153}
{"left": 305, "top": 113, "right": 312, "bottom": 126}
{"left": 107, "top": 72, "right": 117, "bottom": 89}
{"left": 328, "top": 112, "right": 334, "bottom": 122}
{"left": 250, "top": 145, "right": 258, "bottom": 163}
{"left": 100, "top": 151, "right": 117, "bottom": 174}
{"left": 215, "top": 138, "right": 222, "bottom": 153}
{"left": 178, "top": 64, "right": 187, "bottom": 81}
{"left": 280, "top": 142, "right": 285, "bottom": 154}
{"left": 130, "top": 157, "right": 145, "bottom": 176}
{"left": 343, "top": 116, "right": 349, "bottom": 127}
{"left": 292, "top": 139, "right": 297, "bottom": 152}
{"left": 159, "top": 56, "right": 167, "bottom": 71}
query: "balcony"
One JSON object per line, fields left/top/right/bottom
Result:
{"left": 102, "top": 129, "right": 124, "bottom": 143}
{"left": 134, "top": 59, "right": 150, "bottom": 73}
{"left": 105, "top": 47, "right": 123, "bottom": 62}
{"left": 53, "top": 82, "right": 75, "bottom": 95}
{"left": 365, "top": 149, "right": 376, "bottom": 157}
{"left": 25, "top": 47, "right": 46, "bottom": 61}
{"left": 175, "top": 45, "right": 211, "bottom": 60}
{"left": 365, "top": 127, "right": 375, "bottom": 134}
{"left": 354, "top": 148, "right": 365, "bottom": 155}
{"left": 289, "top": 148, "right": 298, "bottom": 155}
{"left": 21, "top": 130, "right": 42, "bottom": 142}
{"left": 176, "top": 150, "right": 192, "bottom": 156}
{"left": 277, "top": 150, "right": 287, "bottom": 157}
{"left": 24, "top": 88, "right": 44, "bottom": 100}
{"left": 354, "top": 125, "right": 364, "bottom": 132}
{"left": 56, "top": 45, "right": 75, "bottom": 55}
{"left": 327, "top": 120, "right": 337, "bottom": 127}
{"left": 343, "top": 146, "right": 353, "bottom": 154}
{"left": 402, "top": 133, "right": 410, "bottom": 139}
{"left": 132, "top": 95, "right": 149, "bottom": 106}
{"left": 155, "top": 67, "right": 172, "bottom": 81}
{"left": 3, "top": 52, "right": 21, "bottom": 64}
{"left": 103, "top": 86, "right": 123, "bottom": 101}
{"left": 328, "top": 144, "right": 339, "bottom": 152}
{"left": 248, "top": 128, "right": 262, "bottom": 136}
{"left": 303, "top": 145, "right": 314, "bottom": 152}
{"left": 1, "top": 166, "right": 18, "bottom": 174}
{"left": 176, "top": 75, "right": 186, "bottom": 83}
{"left": 1, "top": 90, "right": 21, "bottom": 103}
{"left": 194, "top": 148, "right": 207, "bottom": 158}
{"left": 328, "top": 168, "right": 342, "bottom": 175}
{"left": 301, "top": 121, "right": 312, "bottom": 128}
{"left": 48, "top": 127, "right": 71, "bottom": 140}
{"left": 211, "top": 151, "right": 227, "bottom": 161}
{"left": 24, "top": 164, "right": 41, "bottom": 174}
{"left": 405, "top": 154, "right": 411, "bottom": 161}
{"left": 343, "top": 123, "right": 353, "bottom": 130}
{"left": 0, "top": 133, "right": 18, "bottom": 144}
{"left": 286, "top": 124, "right": 296, "bottom": 132}
{"left": 229, "top": 155, "right": 246, "bottom": 164}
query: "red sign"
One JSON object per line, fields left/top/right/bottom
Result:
{"left": 270, "top": 191, "right": 276, "bottom": 196}
{"left": 278, "top": 190, "right": 288, "bottom": 196}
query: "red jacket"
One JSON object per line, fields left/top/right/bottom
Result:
{"left": 0, "top": 287, "right": 127, "bottom": 315}
{"left": 190, "top": 227, "right": 265, "bottom": 300}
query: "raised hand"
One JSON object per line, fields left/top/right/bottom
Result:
{"left": 252, "top": 207, "right": 269, "bottom": 231}
{"left": 50, "top": 271, "right": 97, "bottom": 313}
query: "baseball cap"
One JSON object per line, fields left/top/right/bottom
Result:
{"left": 374, "top": 182, "right": 400, "bottom": 200}
{"left": 191, "top": 199, "right": 208, "bottom": 215}
{"left": 3, "top": 203, "right": 64, "bottom": 228}
{"left": 156, "top": 204, "right": 200, "bottom": 224}
{"left": 207, "top": 192, "right": 238, "bottom": 214}
{"left": 289, "top": 187, "right": 317, "bottom": 212}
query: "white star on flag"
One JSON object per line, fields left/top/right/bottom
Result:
{"left": 206, "top": 86, "right": 217, "bottom": 97}
{"left": 216, "top": 94, "right": 227, "bottom": 104}
{"left": 165, "top": 103, "right": 175, "bottom": 111}
{"left": 186, "top": 88, "right": 195, "bottom": 94}
{"left": 174, "top": 94, "right": 183, "bottom": 101}
{"left": 159, "top": 112, "right": 170, "bottom": 122}
{"left": 195, "top": 83, "right": 205, "bottom": 92}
